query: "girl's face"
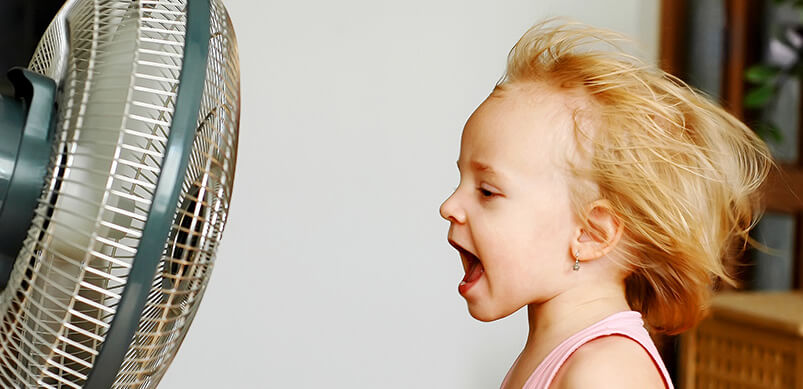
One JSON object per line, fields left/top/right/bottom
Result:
{"left": 440, "top": 85, "right": 580, "bottom": 321}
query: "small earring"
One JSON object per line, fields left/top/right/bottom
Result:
{"left": 573, "top": 251, "right": 580, "bottom": 271}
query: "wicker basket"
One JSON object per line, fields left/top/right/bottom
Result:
{"left": 680, "top": 292, "right": 803, "bottom": 389}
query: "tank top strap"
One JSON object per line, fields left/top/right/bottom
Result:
{"left": 502, "top": 311, "right": 674, "bottom": 389}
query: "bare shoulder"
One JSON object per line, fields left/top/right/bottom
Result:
{"left": 551, "top": 335, "right": 666, "bottom": 389}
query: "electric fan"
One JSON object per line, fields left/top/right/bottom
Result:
{"left": 0, "top": 0, "right": 240, "bottom": 387}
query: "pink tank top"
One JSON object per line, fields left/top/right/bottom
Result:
{"left": 500, "top": 311, "right": 674, "bottom": 389}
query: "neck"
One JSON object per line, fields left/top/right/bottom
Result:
{"left": 524, "top": 279, "right": 631, "bottom": 354}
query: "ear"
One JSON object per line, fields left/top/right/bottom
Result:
{"left": 570, "top": 199, "right": 623, "bottom": 262}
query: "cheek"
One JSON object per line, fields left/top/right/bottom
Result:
{"left": 477, "top": 196, "right": 575, "bottom": 265}
{"left": 522, "top": 203, "right": 575, "bottom": 254}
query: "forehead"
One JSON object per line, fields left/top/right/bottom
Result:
{"left": 460, "top": 83, "right": 575, "bottom": 174}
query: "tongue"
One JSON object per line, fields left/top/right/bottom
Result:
{"left": 462, "top": 260, "right": 484, "bottom": 283}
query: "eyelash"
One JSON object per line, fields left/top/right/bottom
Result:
{"left": 477, "top": 187, "right": 495, "bottom": 199}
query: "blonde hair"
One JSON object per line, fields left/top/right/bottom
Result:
{"left": 499, "top": 20, "right": 773, "bottom": 334}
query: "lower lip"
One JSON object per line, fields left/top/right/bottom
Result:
{"left": 458, "top": 270, "right": 483, "bottom": 296}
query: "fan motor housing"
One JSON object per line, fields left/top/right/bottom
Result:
{"left": 0, "top": 68, "right": 56, "bottom": 289}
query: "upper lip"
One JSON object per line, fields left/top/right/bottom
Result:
{"left": 448, "top": 239, "right": 479, "bottom": 271}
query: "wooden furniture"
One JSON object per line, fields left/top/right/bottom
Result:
{"left": 680, "top": 292, "right": 803, "bottom": 388}
{"left": 659, "top": 0, "right": 803, "bottom": 288}
{"left": 660, "top": 2, "right": 803, "bottom": 387}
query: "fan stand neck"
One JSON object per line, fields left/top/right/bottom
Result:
{"left": 0, "top": 68, "right": 56, "bottom": 289}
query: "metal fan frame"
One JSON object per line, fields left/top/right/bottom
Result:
{"left": 82, "top": 0, "right": 210, "bottom": 387}
{"left": 0, "top": 0, "right": 238, "bottom": 386}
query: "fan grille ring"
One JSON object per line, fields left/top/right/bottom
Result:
{"left": 0, "top": 1, "right": 239, "bottom": 387}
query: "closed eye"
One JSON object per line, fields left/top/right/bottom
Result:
{"left": 478, "top": 188, "right": 494, "bottom": 197}
{"left": 477, "top": 183, "right": 502, "bottom": 200}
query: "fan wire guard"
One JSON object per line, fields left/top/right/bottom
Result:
{"left": 0, "top": 0, "right": 240, "bottom": 387}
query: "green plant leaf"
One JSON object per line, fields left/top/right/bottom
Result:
{"left": 745, "top": 65, "right": 779, "bottom": 84}
{"left": 755, "top": 122, "right": 784, "bottom": 143}
{"left": 743, "top": 83, "right": 775, "bottom": 108}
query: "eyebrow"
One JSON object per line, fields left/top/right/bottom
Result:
{"left": 456, "top": 160, "right": 507, "bottom": 180}
{"left": 470, "top": 160, "right": 496, "bottom": 174}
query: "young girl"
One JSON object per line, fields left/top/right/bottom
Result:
{"left": 440, "top": 20, "right": 772, "bottom": 389}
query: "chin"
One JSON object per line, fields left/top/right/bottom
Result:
{"left": 467, "top": 304, "right": 511, "bottom": 322}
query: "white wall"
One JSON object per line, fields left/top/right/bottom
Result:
{"left": 161, "top": 1, "right": 658, "bottom": 387}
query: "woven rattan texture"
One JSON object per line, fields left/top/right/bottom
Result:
{"left": 681, "top": 294, "right": 803, "bottom": 389}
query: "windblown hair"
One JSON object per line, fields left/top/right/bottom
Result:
{"left": 499, "top": 20, "right": 773, "bottom": 334}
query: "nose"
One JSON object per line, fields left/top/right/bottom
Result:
{"left": 440, "top": 190, "right": 465, "bottom": 224}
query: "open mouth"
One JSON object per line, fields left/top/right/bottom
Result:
{"left": 448, "top": 240, "right": 485, "bottom": 295}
